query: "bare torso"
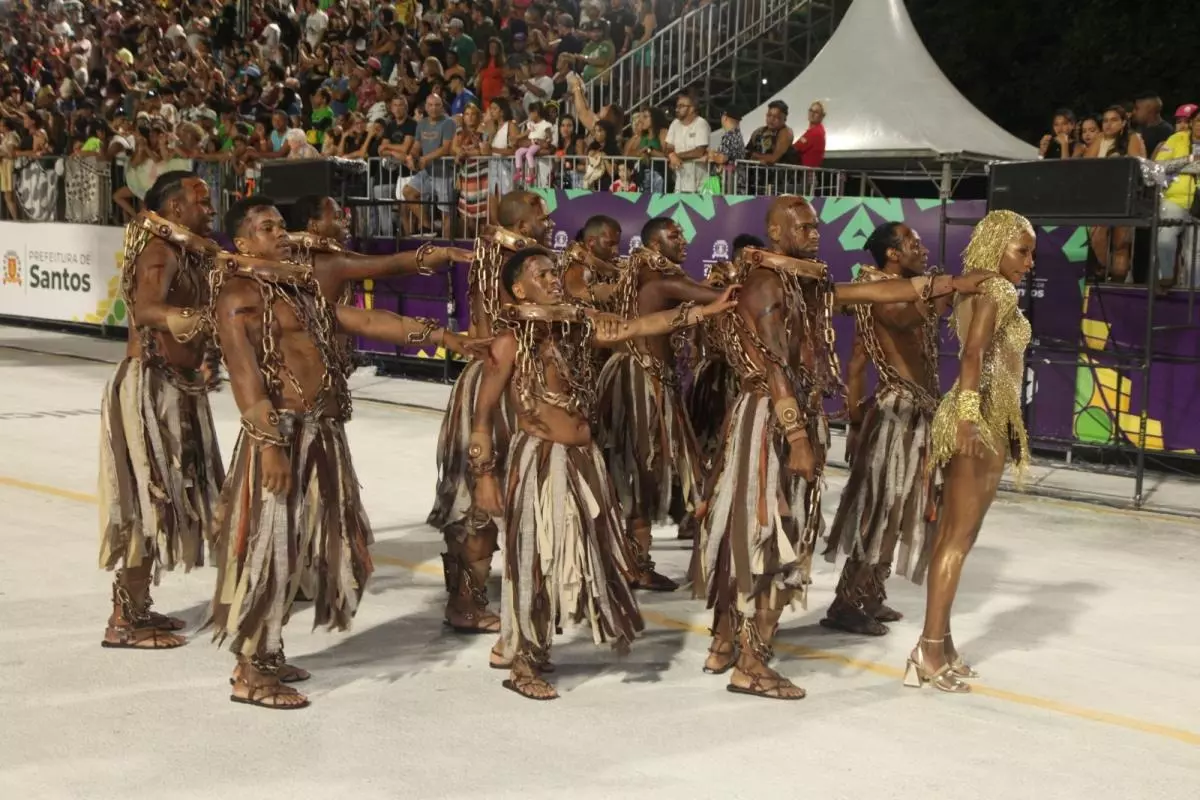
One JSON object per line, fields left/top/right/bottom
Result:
{"left": 507, "top": 331, "right": 593, "bottom": 447}
{"left": 226, "top": 275, "right": 337, "bottom": 416}
{"left": 125, "top": 238, "right": 209, "bottom": 371}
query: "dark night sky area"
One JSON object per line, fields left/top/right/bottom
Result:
{"left": 905, "top": 0, "right": 1200, "bottom": 143}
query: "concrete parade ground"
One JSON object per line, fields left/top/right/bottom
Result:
{"left": 1, "top": 326, "right": 1197, "bottom": 800}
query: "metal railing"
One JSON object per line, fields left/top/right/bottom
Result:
{"left": 0, "top": 154, "right": 245, "bottom": 229}
{"left": 1, "top": 153, "right": 858, "bottom": 235}
{"left": 337, "top": 155, "right": 855, "bottom": 238}
{"left": 580, "top": 0, "right": 814, "bottom": 118}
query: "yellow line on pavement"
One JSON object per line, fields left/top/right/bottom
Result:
{"left": 0, "top": 476, "right": 98, "bottom": 504}
{"left": 6, "top": 475, "right": 1200, "bottom": 748}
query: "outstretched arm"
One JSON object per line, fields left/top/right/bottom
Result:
{"left": 334, "top": 305, "right": 490, "bottom": 358}
{"left": 318, "top": 245, "right": 472, "bottom": 283}
{"left": 638, "top": 274, "right": 725, "bottom": 307}
{"left": 470, "top": 332, "right": 517, "bottom": 516}
{"left": 215, "top": 280, "right": 291, "bottom": 496}
{"left": 833, "top": 271, "right": 993, "bottom": 310}
{"left": 590, "top": 286, "right": 738, "bottom": 346}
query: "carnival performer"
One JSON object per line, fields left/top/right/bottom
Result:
{"left": 596, "top": 217, "right": 724, "bottom": 587}
{"left": 99, "top": 170, "right": 224, "bottom": 650}
{"left": 470, "top": 247, "right": 738, "bottom": 701}
{"left": 562, "top": 214, "right": 625, "bottom": 311}
{"left": 688, "top": 234, "right": 763, "bottom": 476}
{"left": 287, "top": 194, "right": 472, "bottom": 306}
{"left": 208, "top": 196, "right": 488, "bottom": 710}
{"left": 697, "top": 196, "right": 992, "bottom": 700}
{"left": 428, "top": 190, "right": 553, "bottom": 635}
{"left": 284, "top": 195, "right": 473, "bottom": 603}
{"left": 905, "top": 210, "right": 1034, "bottom": 694}
{"left": 821, "top": 222, "right": 949, "bottom": 636}
{"left": 562, "top": 215, "right": 626, "bottom": 379}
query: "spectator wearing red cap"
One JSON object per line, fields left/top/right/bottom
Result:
{"left": 1174, "top": 104, "right": 1198, "bottom": 134}
{"left": 1133, "top": 93, "right": 1175, "bottom": 156}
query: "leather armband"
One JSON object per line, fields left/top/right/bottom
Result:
{"left": 467, "top": 431, "right": 496, "bottom": 476}
{"left": 774, "top": 396, "right": 807, "bottom": 440}
{"left": 240, "top": 398, "right": 288, "bottom": 448}
{"left": 165, "top": 307, "right": 204, "bottom": 343}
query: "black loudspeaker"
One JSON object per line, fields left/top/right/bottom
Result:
{"left": 988, "top": 157, "right": 1156, "bottom": 224}
{"left": 259, "top": 159, "right": 366, "bottom": 204}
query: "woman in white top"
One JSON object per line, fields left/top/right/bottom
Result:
{"left": 486, "top": 98, "right": 519, "bottom": 196}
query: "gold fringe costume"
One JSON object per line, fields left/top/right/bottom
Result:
{"left": 206, "top": 256, "right": 371, "bottom": 658}
{"left": 99, "top": 213, "right": 225, "bottom": 582}
{"left": 498, "top": 305, "right": 644, "bottom": 663}
{"left": 823, "top": 267, "right": 942, "bottom": 619}
{"left": 930, "top": 211, "right": 1032, "bottom": 485}
{"left": 697, "top": 254, "right": 839, "bottom": 621}
{"left": 428, "top": 228, "right": 527, "bottom": 622}
{"left": 596, "top": 248, "right": 705, "bottom": 545}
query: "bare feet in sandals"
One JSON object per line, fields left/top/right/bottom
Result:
{"left": 503, "top": 658, "right": 558, "bottom": 701}
{"left": 489, "top": 642, "right": 555, "bottom": 673}
{"left": 144, "top": 610, "right": 187, "bottom": 631}
{"left": 102, "top": 622, "right": 186, "bottom": 649}
{"left": 230, "top": 665, "right": 310, "bottom": 710}
{"left": 727, "top": 658, "right": 806, "bottom": 700}
{"left": 703, "top": 639, "right": 738, "bottom": 675}
{"left": 445, "top": 604, "right": 501, "bottom": 635}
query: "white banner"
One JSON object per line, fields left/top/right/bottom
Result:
{"left": 0, "top": 221, "right": 127, "bottom": 327}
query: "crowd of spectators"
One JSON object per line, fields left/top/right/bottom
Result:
{"left": 0, "top": 0, "right": 834, "bottom": 231}
{"left": 1036, "top": 94, "right": 1200, "bottom": 289}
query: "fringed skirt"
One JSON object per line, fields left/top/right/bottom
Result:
{"left": 98, "top": 358, "right": 224, "bottom": 575}
{"left": 596, "top": 352, "right": 704, "bottom": 523}
{"left": 500, "top": 431, "right": 644, "bottom": 658}
{"left": 209, "top": 415, "right": 373, "bottom": 657}
{"left": 427, "top": 358, "right": 514, "bottom": 531}
{"left": 824, "top": 389, "right": 939, "bottom": 583}
{"left": 688, "top": 357, "right": 740, "bottom": 471}
{"left": 698, "top": 392, "right": 823, "bottom": 614}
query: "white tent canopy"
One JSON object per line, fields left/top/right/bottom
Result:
{"left": 743, "top": 0, "right": 1036, "bottom": 164}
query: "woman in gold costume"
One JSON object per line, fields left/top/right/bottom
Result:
{"left": 906, "top": 210, "right": 1035, "bottom": 693}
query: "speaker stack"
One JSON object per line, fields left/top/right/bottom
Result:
{"left": 988, "top": 157, "right": 1157, "bottom": 224}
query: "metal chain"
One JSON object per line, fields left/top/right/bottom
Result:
{"left": 851, "top": 268, "right": 941, "bottom": 415}
{"left": 511, "top": 314, "right": 599, "bottom": 422}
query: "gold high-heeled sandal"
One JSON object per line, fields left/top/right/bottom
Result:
{"left": 902, "top": 637, "right": 970, "bottom": 694}
{"left": 945, "top": 633, "right": 979, "bottom": 679}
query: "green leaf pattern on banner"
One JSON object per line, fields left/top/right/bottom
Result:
{"left": 1062, "top": 226, "right": 1090, "bottom": 263}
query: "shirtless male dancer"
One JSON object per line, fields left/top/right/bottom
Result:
{"left": 287, "top": 194, "right": 472, "bottom": 306}
{"left": 562, "top": 214, "right": 625, "bottom": 312}
{"left": 597, "top": 217, "right": 721, "bottom": 587}
{"left": 428, "top": 191, "right": 553, "bottom": 635}
{"left": 822, "top": 222, "right": 948, "bottom": 636}
{"left": 697, "top": 196, "right": 990, "bottom": 700}
{"left": 99, "top": 170, "right": 223, "bottom": 650}
{"left": 689, "top": 233, "right": 764, "bottom": 474}
{"left": 284, "top": 194, "right": 471, "bottom": 603}
{"left": 471, "top": 247, "right": 737, "bottom": 700}
{"left": 208, "top": 196, "right": 488, "bottom": 709}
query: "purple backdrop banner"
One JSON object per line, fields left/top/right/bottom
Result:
{"left": 353, "top": 192, "right": 1086, "bottom": 444}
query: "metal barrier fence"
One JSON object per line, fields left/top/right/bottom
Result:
{"left": 0, "top": 153, "right": 854, "bottom": 234}
{"left": 0, "top": 155, "right": 245, "bottom": 229}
